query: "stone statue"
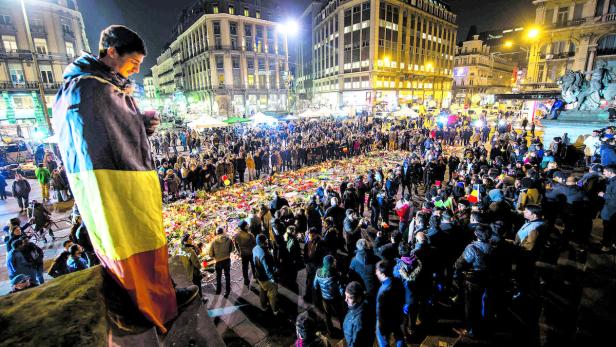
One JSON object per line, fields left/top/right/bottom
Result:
{"left": 557, "top": 60, "right": 616, "bottom": 111}
{"left": 557, "top": 70, "right": 585, "bottom": 105}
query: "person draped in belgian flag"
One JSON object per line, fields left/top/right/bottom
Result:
{"left": 52, "top": 25, "right": 198, "bottom": 332}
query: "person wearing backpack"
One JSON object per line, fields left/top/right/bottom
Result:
{"left": 22, "top": 239, "right": 45, "bottom": 284}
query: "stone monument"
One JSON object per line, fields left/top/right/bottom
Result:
{"left": 542, "top": 60, "right": 616, "bottom": 145}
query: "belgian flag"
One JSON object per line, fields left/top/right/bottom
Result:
{"left": 53, "top": 64, "right": 177, "bottom": 332}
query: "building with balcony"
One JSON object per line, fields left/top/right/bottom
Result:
{"left": 452, "top": 35, "right": 516, "bottom": 106}
{"left": 143, "top": 73, "right": 156, "bottom": 99}
{"left": 0, "top": 0, "right": 89, "bottom": 131}
{"left": 311, "top": 0, "right": 457, "bottom": 114}
{"left": 150, "top": 0, "right": 289, "bottom": 117}
{"left": 526, "top": 0, "right": 616, "bottom": 91}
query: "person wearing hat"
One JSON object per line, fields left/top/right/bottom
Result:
{"left": 233, "top": 220, "right": 256, "bottom": 287}
{"left": 208, "top": 227, "right": 233, "bottom": 297}
{"left": 454, "top": 224, "right": 494, "bottom": 338}
{"left": 252, "top": 234, "right": 280, "bottom": 315}
{"left": 9, "top": 274, "right": 34, "bottom": 294}
{"left": 313, "top": 254, "right": 345, "bottom": 336}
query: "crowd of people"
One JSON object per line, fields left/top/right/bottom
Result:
{"left": 4, "top": 107, "right": 616, "bottom": 344}
{"left": 158, "top": 115, "right": 616, "bottom": 344}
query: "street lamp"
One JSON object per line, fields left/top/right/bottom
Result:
{"left": 526, "top": 27, "right": 540, "bottom": 40}
{"left": 19, "top": 0, "right": 52, "bottom": 134}
{"left": 277, "top": 19, "right": 299, "bottom": 112}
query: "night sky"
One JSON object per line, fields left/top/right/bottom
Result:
{"left": 78, "top": 0, "right": 536, "bottom": 82}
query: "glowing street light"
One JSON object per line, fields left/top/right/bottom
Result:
{"left": 426, "top": 62, "right": 434, "bottom": 71}
{"left": 383, "top": 56, "right": 391, "bottom": 66}
{"left": 277, "top": 19, "right": 299, "bottom": 36}
{"left": 527, "top": 27, "right": 540, "bottom": 40}
{"left": 504, "top": 40, "right": 514, "bottom": 49}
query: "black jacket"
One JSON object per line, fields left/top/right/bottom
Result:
{"left": 343, "top": 300, "right": 376, "bottom": 347}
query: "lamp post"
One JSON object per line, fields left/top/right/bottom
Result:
{"left": 19, "top": 0, "right": 52, "bottom": 134}
{"left": 278, "top": 20, "right": 298, "bottom": 113}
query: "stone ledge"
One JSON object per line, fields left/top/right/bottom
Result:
{"left": 0, "top": 266, "right": 226, "bottom": 347}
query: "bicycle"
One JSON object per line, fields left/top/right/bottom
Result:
{"left": 23, "top": 217, "right": 73, "bottom": 244}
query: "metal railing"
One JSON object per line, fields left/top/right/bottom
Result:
{"left": 0, "top": 23, "right": 17, "bottom": 33}
{"left": 0, "top": 80, "right": 61, "bottom": 90}
{"left": 547, "top": 18, "right": 586, "bottom": 29}
{"left": 603, "top": 13, "right": 616, "bottom": 22}
{"left": 29, "top": 25, "right": 47, "bottom": 36}
{"left": 540, "top": 51, "right": 575, "bottom": 60}
{"left": 597, "top": 48, "right": 616, "bottom": 56}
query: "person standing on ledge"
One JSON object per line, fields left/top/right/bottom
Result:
{"left": 53, "top": 25, "right": 198, "bottom": 333}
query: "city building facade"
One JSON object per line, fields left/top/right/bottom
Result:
{"left": 143, "top": 74, "right": 156, "bottom": 99}
{"left": 311, "top": 0, "right": 457, "bottom": 115}
{"left": 453, "top": 35, "right": 515, "bottom": 106}
{"left": 151, "top": 0, "right": 289, "bottom": 117}
{"left": 0, "top": 0, "right": 89, "bottom": 132}
{"left": 527, "top": 0, "right": 616, "bottom": 90}
{"left": 296, "top": 1, "right": 323, "bottom": 103}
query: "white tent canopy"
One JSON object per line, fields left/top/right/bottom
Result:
{"left": 187, "top": 115, "right": 227, "bottom": 129}
{"left": 281, "top": 114, "right": 298, "bottom": 120}
{"left": 298, "top": 109, "right": 317, "bottom": 118}
{"left": 250, "top": 112, "right": 278, "bottom": 124}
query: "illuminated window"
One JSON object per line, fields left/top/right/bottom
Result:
{"left": 65, "top": 42, "right": 75, "bottom": 57}
{"left": 256, "top": 11, "right": 261, "bottom": 19}
{"left": 213, "top": 6, "right": 219, "bottom": 14}
{"left": 244, "top": 8, "right": 249, "bottom": 16}
{"left": 229, "top": 6, "right": 234, "bottom": 14}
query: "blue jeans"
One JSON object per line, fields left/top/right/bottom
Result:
{"left": 35, "top": 267, "right": 45, "bottom": 285}
{"left": 376, "top": 324, "right": 405, "bottom": 347}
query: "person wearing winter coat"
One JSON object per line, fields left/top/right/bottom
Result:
{"left": 164, "top": 169, "right": 181, "bottom": 200}
{"left": 313, "top": 255, "right": 345, "bottom": 335}
{"left": 348, "top": 239, "right": 379, "bottom": 299}
{"left": 51, "top": 169, "right": 68, "bottom": 202}
{"left": 343, "top": 281, "right": 375, "bottom": 347}
{"left": 393, "top": 243, "right": 423, "bottom": 336}
{"left": 6, "top": 238, "right": 37, "bottom": 283}
{"left": 454, "top": 225, "right": 494, "bottom": 338}
{"left": 66, "top": 244, "right": 90, "bottom": 273}
{"left": 253, "top": 234, "right": 280, "bottom": 315}
{"left": 48, "top": 240, "right": 73, "bottom": 278}
{"left": 0, "top": 173, "right": 7, "bottom": 200}
{"left": 12, "top": 173, "right": 31, "bottom": 213}
{"left": 294, "top": 311, "right": 332, "bottom": 347}
{"left": 375, "top": 260, "right": 405, "bottom": 347}
{"left": 181, "top": 234, "right": 203, "bottom": 296}
{"left": 304, "top": 227, "right": 328, "bottom": 302}
{"left": 599, "top": 165, "right": 616, "bottom": 252}
{"left": 209, "top": 227, "right": 233, "bottom": 296}
{"left": 246, "top": 154, "right": 257, "bottom": 181}
{"left": 233, "top": 221, "right": 256, "bottom": 286}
